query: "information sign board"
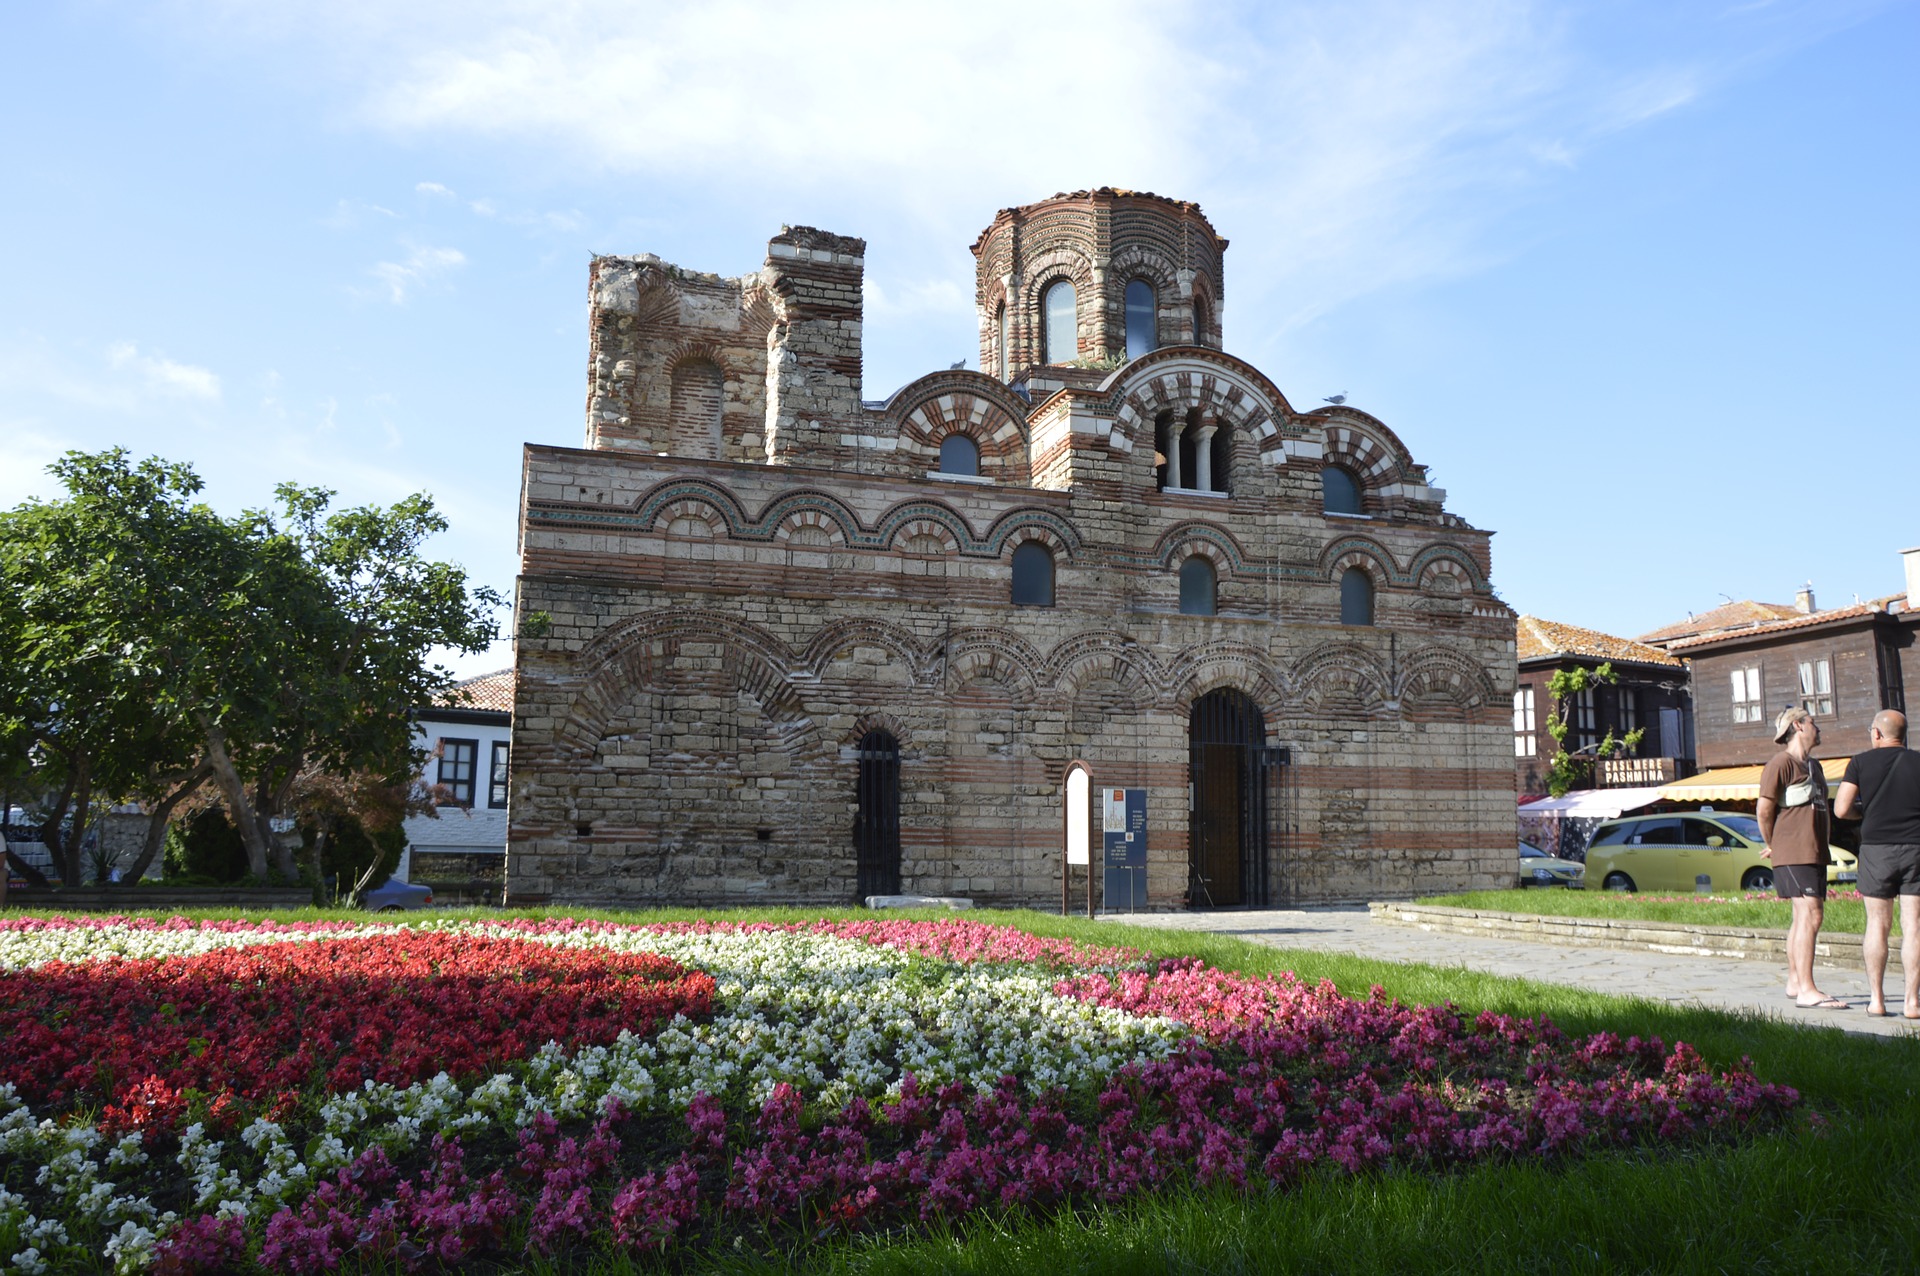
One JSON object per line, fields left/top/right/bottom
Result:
{"left": 1101, "top": 787, "right": 1147, "bottom": 910}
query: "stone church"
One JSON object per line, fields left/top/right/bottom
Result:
{"left": 504, "top": 188, "right": 1517, "bottom": 909}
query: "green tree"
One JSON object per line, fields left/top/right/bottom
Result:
{"left": 0, "top": 451, "right": 502, "bottom": 885}
{"left": 1542, "top": 662, "right": 1648, "bottom": 798}
{"left": 0, "top": 453, "right": 239, "bottom": 885}
{"left": 200, "top": 485, "right": 502, "bottom": 879}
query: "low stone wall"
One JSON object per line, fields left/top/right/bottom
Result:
{"left": 1369, "top": 901, "right": 1905, "bottom": 974}
{"left": 5, "top": 887, "right": 315, "bottom": 912}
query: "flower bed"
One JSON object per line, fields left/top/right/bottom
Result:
{"left": 0, "top": 917, "right": 1801, "bottom": 1273}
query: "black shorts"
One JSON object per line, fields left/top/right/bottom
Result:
{"left": 1858, "top": 843, "right": 1920, "bottom": 898}
{"left": 1774, "top": 863, "right": 1828, "bottom": 900}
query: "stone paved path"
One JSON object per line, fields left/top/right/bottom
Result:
{"left": 1102, "top": 906, "right": 1920, "bottom": 1041}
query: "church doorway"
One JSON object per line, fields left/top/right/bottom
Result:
{"left": 854, "top": 730, "right": 901, "bottom": 900}
{"left": 1188, "top": 689, "right": 1279, "bottom": 907}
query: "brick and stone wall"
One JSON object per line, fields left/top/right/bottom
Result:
{"left": 506, "top": 194, "right": 1519, "bottom": 909}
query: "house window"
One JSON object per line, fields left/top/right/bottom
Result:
{"left": 938, "top": 434, "right": 980, "bottom": 476}
{"left": 1043, "top": 280, "right": 1077, "bottom": 364}
{"left": 488, "top": 740, "right": 509, "bottom": 809}
{"left": 995, "top": 302, "right": 1008, "bottom": 380}
{"left": 1178, "top": 555, "right": 1216, "bottom": 616}
{"left": 437, "top": 738, "right": 477, "bottom": 808}
{"left": 1192, "top": 293, "right": 1210, "bottom": 346}
{"left": 1011, "top": 542, "right": 1055, "bottom": 607}
{"left": 1322, "top": 466, "right": 1362, "bottom": 515}
{"left": 1125, "top": 280, "right": 1157, "bottom": 360}
{"left": 1618, "top": 688, "right": 1640, "bottom": 736}
{"left": 1730, "top": 666, "right": 1763, "bottom": 723}
{"left": 1339, "top": 568, "right": 1374, "bottom": 626}
{"left": 1799, "top": 658, "right": 1833, "bottom": 716}
{"left": 1573, "top": 689, "right": 1598, "bottom": 749}
{"left": 1513, "top": 688, "right": 1537, "bottom": 757}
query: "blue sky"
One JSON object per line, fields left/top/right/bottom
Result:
{"left": 4, "top": 1, "right": 1915, "bottom": 676}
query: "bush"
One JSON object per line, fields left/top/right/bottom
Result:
{"left": 164, "top": 808, "right": 250, "bottom": 883}
{"left": 312, "top": 817, "right": 405, "bottom": 899}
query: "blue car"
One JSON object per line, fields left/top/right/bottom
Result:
{"left": 361, "top": 877, "right": 435, "bottom": 912}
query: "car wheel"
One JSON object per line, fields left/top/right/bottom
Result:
{"left": 1741, "top": 867, "right": 1773, "bottom": 892}
{"left": 1603, "top": 872, "right": 1636, "bottom": 892}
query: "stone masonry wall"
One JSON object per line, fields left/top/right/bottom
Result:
{"left": 507, "top": 196, "right": 1518, "bottom": 909}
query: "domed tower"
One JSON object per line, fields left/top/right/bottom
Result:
{"left": 971, "top": 188, "right": 1227, "bottom": 384}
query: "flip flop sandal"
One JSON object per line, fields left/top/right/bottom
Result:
{"left": 1795, "top": 997, "right": 1850, "bottom": 1010}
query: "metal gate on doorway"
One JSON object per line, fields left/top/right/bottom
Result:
{"left": 854, "top": 730, "right": 902, "bottom": 900}
{"left": 1188, "top": 690, "right": 1289, "bottom": 907}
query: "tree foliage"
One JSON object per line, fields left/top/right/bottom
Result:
{"left": 1542, "top": 662, "right": 1648, "bottom": 798}
{"left": 0, "top": 449, "right": 502, "bottom": 885}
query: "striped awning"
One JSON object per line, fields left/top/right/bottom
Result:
{"left": 1656, "top": 756, "right": 1850, "bottom": 802}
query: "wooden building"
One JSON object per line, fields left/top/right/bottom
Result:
{"left": 1640, "top": 555, "right": 1920, "bottom": 770}
{"left": 1513, "top": 616, "right": 1691, "bottom": 799}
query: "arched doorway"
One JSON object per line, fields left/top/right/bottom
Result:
{"left": 1188, "top": 689, "right": 1270, "bottom": 907}
{"left": 854, "top": 730, "right": 901, "bottom": 900}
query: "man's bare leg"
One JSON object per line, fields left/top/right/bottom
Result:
{"left": 1902, "top": 895, "right": 1920, "bottom": 1019}
{"left": 1864, "top": 897, "right": 1893, "bottom": 1015}
{"left": 1792, "top": 896, "right": 1834, "bottom": 1006}
{"left": 1785, "top": 901, "right": 1805, "bottom": 998}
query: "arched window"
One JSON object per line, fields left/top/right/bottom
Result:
{"left": 1125, "top": 279, "right": 1157, "bottom": 360}
{"left": 1011, "top": 541, "right": 1055, "bottom": 607}
{"left": 1321, "top": 465, "right": 1362, "bottom": 515}
{"left": 1179, "top": 555, "right": 1216, "bottom": 616}
{"left": 938, "top": 433, "right": 980, "bottom": 476}
{"left": 668, "top": 358, "right": 724, "bottom": 458}
{"left": 1340, "top": 568, "right": 1375, "bottom": 626}
{"left": 1192, "top": 294, "right": 1209, "bottom": 347}
{"left": 1043, "top": 280, "right": 1077, "bottom": 364}
{"left": 995, "top": 303, "right": 1009, "bottom": 380}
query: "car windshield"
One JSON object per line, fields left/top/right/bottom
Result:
{"left": 1715, "top": 815, "right": 1763, "bottom": 840}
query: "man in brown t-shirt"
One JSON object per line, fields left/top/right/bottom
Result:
{"left": 1758, "top": 707, "right": 1842, "bottom": 1009}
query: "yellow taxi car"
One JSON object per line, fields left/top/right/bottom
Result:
{"left": 1584, "top": 812, "right": 1859, "bottom": 893}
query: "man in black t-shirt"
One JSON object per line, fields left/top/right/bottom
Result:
{"left": 1834, "top": 710, "right": 1920, "bottom": 1019}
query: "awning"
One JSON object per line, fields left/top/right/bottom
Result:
{"left": 1516, "top": 786, "right": 1669, "bottom": 818}
{"left": 1655, "top": 757, "right": 1850, "bottom": 802}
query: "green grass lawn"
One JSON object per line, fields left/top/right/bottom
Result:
{"left": 1415, "top": 887, "right": 1875, "bottom": 935}
{"left": 16, "top": 903, "right": 1920, "bottom": 1273}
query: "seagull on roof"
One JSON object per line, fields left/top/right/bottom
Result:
{"left": 950, "top": 360, "right": 967, "bottom": 370}
{"left": 1323, "top": 394, "right": 1347, "bottom": 405}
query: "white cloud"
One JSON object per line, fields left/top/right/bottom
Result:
{"left": 158, "top": 0, "right": 1882, "bottom": 338}
{"left": 366, "top": 243, "right": 467, "bottom": 303}
{"left": 107, "top": 341, "right": 223, "bottom": 400}
{"left": 322, "top": 197, "right": 399, "bottom": 228}
{"left": 415, "top": 180, "right": 457, "bottom": 196}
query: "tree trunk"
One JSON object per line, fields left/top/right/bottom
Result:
{"left": 59, "top": 762, "right": 93, "bottom": 887}
{"left": 40, "top": 767, "right": 77, "bottom": 885}
{"left": 5, "top": 846, "right": 51, "bottom": 888}
{"left": 310, "top": 823, "right": 330, "bottom": 905}
{"left": 200, "top": 720, "right": 275, "bottom": 880}
{"left": 119, "top": 762, "right": 214, "bottom": 884}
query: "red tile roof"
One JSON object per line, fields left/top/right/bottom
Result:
{"left": 1636, "top": 600, "right": 1804, "bottom": 646}
{"left": 1516, "top": 616, "right": 1683, "bottom": 668}
{"left": 1664, "top": 594, "right": 1909, "bottom": 652}
{"left": 441, "top": 669, "right": 514, "bottom": 713}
